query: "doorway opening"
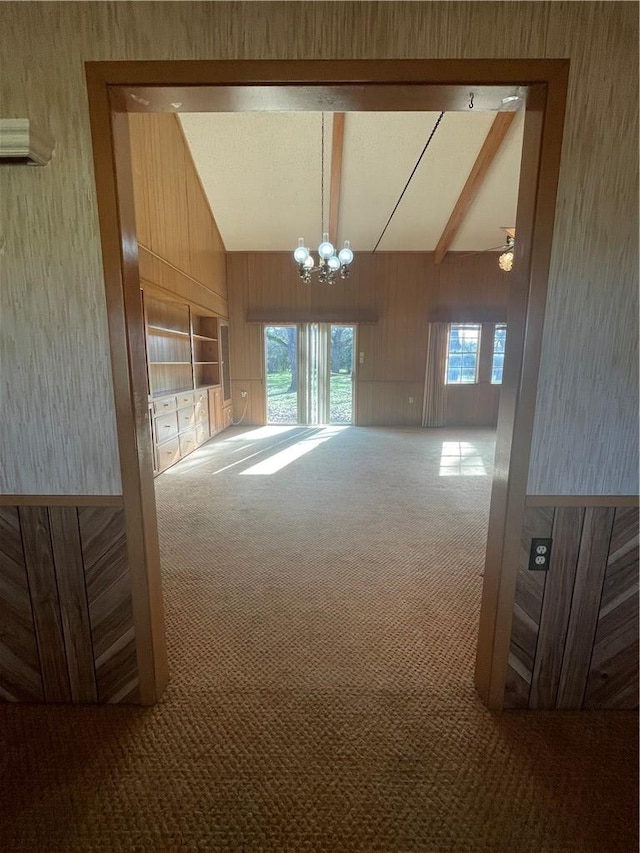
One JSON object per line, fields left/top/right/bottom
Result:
{"left": 265, "top": 324, "right": 355, "bottom": 425}
{"left": 86, "top": 60, "right": 568, "bottom": 708}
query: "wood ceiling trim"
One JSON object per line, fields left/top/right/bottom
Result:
{"left": 328, "top": 113, "right": 345, "bottom": 246}
{"left": 433, "top": 112, "right": 516, "bottom": 264}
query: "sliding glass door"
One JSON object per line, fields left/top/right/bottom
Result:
{"left": 264, "top": 323, "right": 355, "bottom": 425}
{"left": 265, "top": 325, "right": 299, "bottom": 424}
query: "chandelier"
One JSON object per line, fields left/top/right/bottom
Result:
{"left": 498, "top": 234, "right": 515, "bottom": 272}
{"left": 293, "top": 114, "right": 354, "bottom": 284}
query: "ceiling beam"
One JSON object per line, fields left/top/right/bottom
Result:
{"left": 433, "top": 111, "right": 516, "bottom": 264}
{"left": 328, "top": 113, "right": 345, "bottom": 246}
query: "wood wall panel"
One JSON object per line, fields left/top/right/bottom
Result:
{"left": 78, "top": 506, "right": 138, "bottom": 704}
{"left": 357, "top": 382, "right": 425, "bottom": 427}
{"left": 20, "top": 507, "right": 72, "bottom": 703}
{"left": 0, "top": 508, "right": 43, "bottom": 702}
{"left": 556, "top": 507, "right": 615, "bottom": 708}
{"left": 504, "top": 506, "right": 553, "bottom": 708}
{"left": 584, "top": 507, "right": 639, "bottom": 709}
{"left": 504, "top": 501, "right": 639, "bottom": 710}
{"left": 129, "top": 113, "right": 228, "bottom": 317}
{"left": 48, "top": 507, "right": 98, "bottom": 703}
{"left": 529, "top": 507, "right": 585, "bottom": 708}
{"left": 444, "top": 385, "right": 500, "bottom": 428}
{"left": 139, "top": 250, "right": 228, "bottom": 320}
{"left": 230, "top": 380, "right": 265, "bottom": 426}
{"left": 0, "top": 504, "right": 138, "bottom": 705}
{"left": 129, "top": 113, "right": 191, "bottom": 274}
{"left": 228, "top": 252, "right": 508, "bottom": 427}
{"left": 1, "top": 2, "right": 636, "bottom": 495}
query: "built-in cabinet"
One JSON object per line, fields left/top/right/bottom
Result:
{"left": 143, "top": 291, "right": 232, "bottom": 475}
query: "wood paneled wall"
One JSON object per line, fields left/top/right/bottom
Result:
{"left": 129, "top": 113, "right": 228, "bottom": 317}
{"left": 0, "top": 504, "right": 138, "bottom": 704}
{"left": 504, "top": 503, "right": 639, "bottom": 709}
{"left": 228, "top": 252, "right": 508, "bottom": 425}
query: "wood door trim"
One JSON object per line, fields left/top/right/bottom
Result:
{"left": 85, "top": 59, "right": 569, "bottom": 710}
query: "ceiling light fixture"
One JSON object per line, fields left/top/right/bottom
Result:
{"left": 498, "top": 234, "right": 515, "bottom": 272}
{"left": 293, "top": 113, "right": 354, "bottom": 284}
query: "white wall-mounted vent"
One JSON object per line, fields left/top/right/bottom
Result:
{"left": 0, "top": 119, "right": 54, "bottom": 166}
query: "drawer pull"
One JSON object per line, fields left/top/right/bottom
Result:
{"left": 163, "top": 425, "right": 172, "bottom": 429}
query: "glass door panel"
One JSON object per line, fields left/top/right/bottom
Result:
{"left": 265, "top": 325, "right": 299, "bottom": 424}
{"left": 329, "top": 325, "right": 355, "bottom": 424}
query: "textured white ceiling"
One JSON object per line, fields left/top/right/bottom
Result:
{"left": 179, "top": 108, "right": 524, "bottom": 253}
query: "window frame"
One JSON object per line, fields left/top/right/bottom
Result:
{"left": 444, "top": 322, "right": 482, "bottom": 385}
{"left": 490, "top": 323, "right": 507, "bottom": 385}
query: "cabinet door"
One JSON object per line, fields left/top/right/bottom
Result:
{"left": 208, "top": 387, "right": 223, "bottom": 435}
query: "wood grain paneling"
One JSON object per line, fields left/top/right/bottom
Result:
{"left": 20, "top": 507, "right": 72, "bottom": 702}
{"left": 529, "top": 506, "right": 584, "bottom": 708}
{"left": 504, "top": 501, "right": 639, "bottom": 710}
{"left": 78, "top": 506, "right": 138, "bottom": 704}
{"left": 129, "top": 113, "right": 228, "bottom": 316}
{"left": 0, "top": 504, "right": 138, "bottom": 705}
{"left": 556, "top": 506, "right": 615, "bottom": 708}
{"left": 48, "top": 507, "right": 98, "bottom": 703}
{"left": 585, "top": 507, "right": 639, "bottom": 709}
{"left": 228, "top": 252, "right": 508, "bottom": 426}
{"left": 0, "top": 508, "right": 43, "bottom": 702}
{"left": 504, "top": 506, "right": 553, "bottom": 709}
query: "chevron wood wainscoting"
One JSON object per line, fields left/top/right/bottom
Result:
{"left": 505, "top": 502, "right": 639, "bottom": 709}
{"left": 0, "top": 503, "right": 138, "bottom": 704}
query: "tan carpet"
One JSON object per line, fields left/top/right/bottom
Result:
{"left": 0, "top": 426, "right": 637, "bottom": 852}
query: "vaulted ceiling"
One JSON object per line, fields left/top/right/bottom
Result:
{"left": 179, "top": 109, "right": 524, "bottom": 254}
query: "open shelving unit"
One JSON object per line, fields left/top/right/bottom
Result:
{"left": 191, "top": 313, "right": 220, "bottom": 388}
{"left": 142, "top": 290, "right": 231, "bottom": 476}
{"left": 144, "top": 297, "right": 193, "bottom": 397}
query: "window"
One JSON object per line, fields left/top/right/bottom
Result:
{"left": 445, "top": 323, "right": 481, "bottom": 384}
{"left": 491, "top": 324, "right": 507, "bottom": 384}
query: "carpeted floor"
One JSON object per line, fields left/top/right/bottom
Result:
{"left": 0, "top": 426, "right": 637, "bottom": 851}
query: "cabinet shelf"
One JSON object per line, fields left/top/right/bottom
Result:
{"left": 194, "top": 361, "right": 218, "bottom": 365}
{"left": 148, "top": 325, "right": 190, "bottom": 338}
{"left": 192, "top": 333, "right": 217, "bottom": 342}
{"left": 149, "top": 361, "right": 191, "bottom": 365}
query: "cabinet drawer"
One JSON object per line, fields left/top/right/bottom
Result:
{"left": 153, "top": 396, "right": 177, "bottom": 416}
{"left": 194, "top": 390, "right": 208, "bottom": 409}
{"left": 156, "top": 436, "right": 180, "bottom": 472}
{"left": 179, "top": 429, "right": 197, "bottom": 457}
{"left": 223, "top": 405, "right": 233, "bottom": 428}
{"left": 177, "top": 406, "right": 196, "bottom": 431}
{"left": 195, "top": 399, "right": 209, "bottom": 425}
{"left": 155, "top": 412, "right": 178, "bottom": 441}
{"left": 176, "top": 391, "right": 195, "bottom": 409}
{"left": 195, "top": 422, "right": 209, "bottom": 446}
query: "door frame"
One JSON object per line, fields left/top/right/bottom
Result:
{"left": 85, "top": 59, "right": 569, "bottom": 707}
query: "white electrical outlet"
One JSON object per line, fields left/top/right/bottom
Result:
{"left": 409, "top": 396, "right": 414, "bottom": 404}
{"left": 359, "top": 352, "right": 365, "bottom": 364}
